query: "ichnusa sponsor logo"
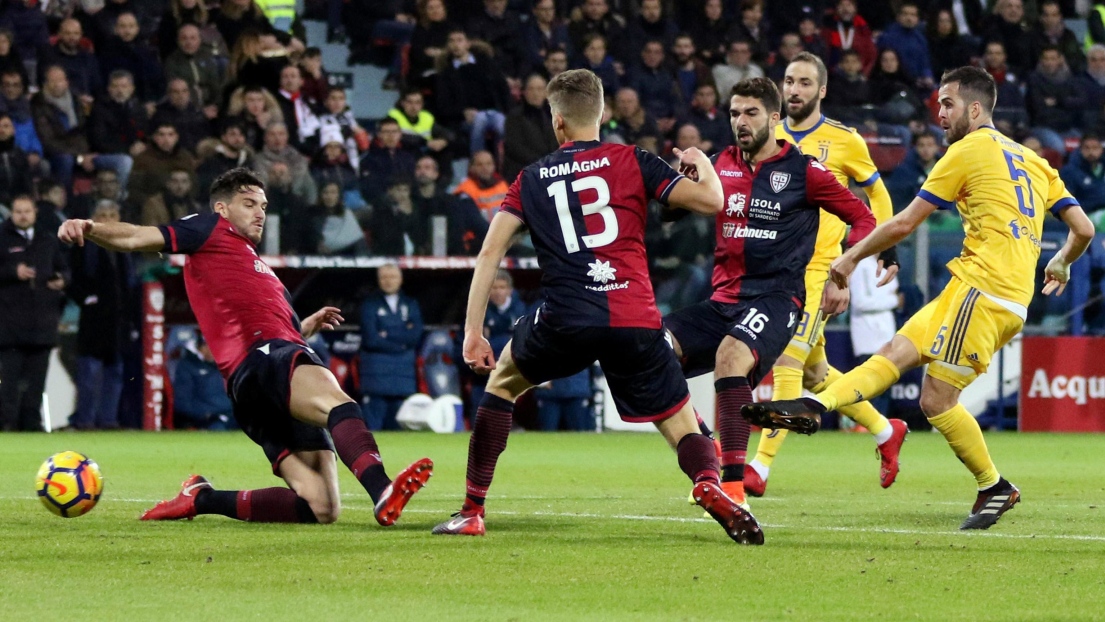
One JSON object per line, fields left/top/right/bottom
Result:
{"left": 722, "top": 223, "right": 778, "bottom": 239}
{"left": 1027, "top": 368, "right": 1105, "bottom": 405}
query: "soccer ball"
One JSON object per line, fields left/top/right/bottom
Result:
{"left": 35, "top": 451, "right": 104, "bottom": 518}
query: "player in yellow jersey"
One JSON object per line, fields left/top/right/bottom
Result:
{"left": 744, "top": 66, "right": 1095, "bottom": 529}
{"left": 744, "top": 52, "right": 908, "bottom": 497}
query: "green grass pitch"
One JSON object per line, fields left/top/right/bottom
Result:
{"left": 3, "top": 430, "right": 1105, "bottom": 621}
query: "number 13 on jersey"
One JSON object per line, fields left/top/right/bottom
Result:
{"left": 547, "top": 177, "right": 618, "bottom": 253}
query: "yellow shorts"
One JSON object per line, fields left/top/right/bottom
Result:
{"left": 782, "top": 269, "right": 828, "bottom": 363}
{"left": 898, "top": 276, "right": 1024, "bottom": 390}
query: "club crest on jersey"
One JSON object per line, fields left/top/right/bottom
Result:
{"left": 770, "top": 171, "right": 791, "bottom": 193}
{"left": 817, "top": 141, "right": 830, "bottom": 162}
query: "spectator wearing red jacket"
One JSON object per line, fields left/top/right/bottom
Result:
{"left": 822, "top": 0, "right": 877, "bottom": 75}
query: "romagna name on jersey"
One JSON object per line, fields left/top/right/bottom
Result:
{"left": 538, "top": 156, "right": 611, "bottom": 179}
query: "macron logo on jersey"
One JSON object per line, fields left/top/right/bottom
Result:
{"left": 539, "top": 156, "right": 611, "bottom": 179}
{"left": 720, "top": 169, "right": 744, "bottom": 178}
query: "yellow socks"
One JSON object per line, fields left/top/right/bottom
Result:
{"left": 753, "top": 366, "right": 803, "bottom": 467}
{"left": 816, "top": 355, "right": 900, "bottom": 412}
{"left": 928, "top": 404, "right": 1000, "bottom": 490}
{"left": 812, "top": 365, "right": 891, "bottom": 438}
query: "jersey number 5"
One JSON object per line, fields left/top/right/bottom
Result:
{"left": 547, "top": 177, "right": 617, "bottom": 253}
{"left": 1002, "top": 150, "right": 1036, "bottom": 218}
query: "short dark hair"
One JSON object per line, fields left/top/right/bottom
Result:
{"left": 912, "top": 130, "right": 938, "bottom": 145}
{"left": 108, "top": 69, "right": 134, "bottom": 84}
{"left": 209, "top": 168, "right": 265, "bottom": 208}
{"left": 152, "top": 120, "right": 178, "bottom": 133}
{"left": 220, "top": 117, "right": 247, "bottom": 136}
{"left": 940, "top": 66, "right": 997, "bottom": 114}
{"left": 377, "top": 117, "right": 400, "bottom": 130}
{"left": 1038, "top": 43, "right": 1062, "bottom": 58}
{"left": 10, "top": 194, "right": 34, "bottom": 208}
{"left": 303, "top": 46, "right": 321, "bottom": 58}
{"left": 731, "top": 77, "right": 781, "bottom": 114}
{"left": 898, "top": 1, "right": 918, "bottom": 13}
{"left": 582, "top": 32, "right": 607, "bottom": 49}
{"left": 39, "top": 179, "right": 64, "bottom": 196}
{"left": 1081, "top": 132, "right": 1102, "bottom": 145}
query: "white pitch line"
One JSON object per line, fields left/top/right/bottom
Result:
{"left": 8, "top": 496, "right": 1104, "bottom": 542}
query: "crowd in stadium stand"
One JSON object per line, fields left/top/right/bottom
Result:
{"left": 5, "top": 0, "right": 1105, "bottom": 431}
{"left": 1, "top": 0, "right": 1105, "bottom": 255}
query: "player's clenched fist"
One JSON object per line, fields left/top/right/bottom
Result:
{"left": 58, "top": 219, "right": 94, "bottom": 246}
{"left": 463, "top": 332, "right": 496, "bottom": 375}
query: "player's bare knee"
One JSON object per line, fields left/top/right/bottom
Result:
{"left": 803, "top": 360, "right": 828, "bottom": 389}
{"left": 876, "top": 336, "right": 921, "bottom": 370}
{"left": 294, "top": 485, "right": 340, "bottom": 523}
{"left": 311, "top": 500, "right": 340, "bottom": 524}
{"left": 919, "top": 389, "right": 955, "bottom": 418}
{"left": 290, "top": 365, "right": 353, "bottom": 426}
{"left": 485, "top": 360, "right": 532, "bottom": 400}
{"left": 715, "top": 337, "right": 755, "bottom": 378}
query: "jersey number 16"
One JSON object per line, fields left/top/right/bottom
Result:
{"left": 547, "top": 177, "right": 618, "bottom": 253}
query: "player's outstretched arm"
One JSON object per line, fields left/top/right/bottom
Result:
{"left": 464, "top": 212, "right": 524, "bottom": 374}
{"left": 58, "top": 219, "right": 166, "bottom": 253}
{"left": 1043, "top": 205, "right": 1095, "bottom": 296}
{"left": 667, "top": 147, "right": 723, "bottom": 216}
{"left": 829, "top": 195, "right": 938, "bottom": 289}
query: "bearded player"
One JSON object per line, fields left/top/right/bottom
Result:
{"left": 744, "top": 67, "right": 1095, "bottom": 529}
{"left": 744, "top": 52, "right": 909, "bottom": 497}
{"left": 664, "top": 77, "right": 876, "bottom": 509}
{"left": 58, "top": 168, "right": 433, "bottom": 526}
{"left": 431, "top": 69, "right": 763, "bottom": 544}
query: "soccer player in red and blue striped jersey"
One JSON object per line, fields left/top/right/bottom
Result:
{"left": 431, "top": 69, "right": 763, "bottom": 544}
{"left": 58, "top": 169, "right": 433, "bottom": 526}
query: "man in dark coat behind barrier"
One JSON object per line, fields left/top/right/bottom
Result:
{"left": 66, "top": 200, "right": 138, "bottom": 430}
{"left": 0, "top": 196, "right": 68, "bottom": 431}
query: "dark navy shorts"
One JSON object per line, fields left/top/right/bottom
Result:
{"left": 510, "top": 313, "right": 690, "bottom": 423}
{"left": 664, "top": 294, "right": 803, "bottom": 388}
{"left": 227, "top": 339, "right": 335, "bottom": 474}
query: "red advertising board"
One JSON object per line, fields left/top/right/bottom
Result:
{"left": 142, "top": 281, "right": 167, "bottom": 430}
{"left": 1020, "top": 336, "right": 1105, "bottom": 432}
